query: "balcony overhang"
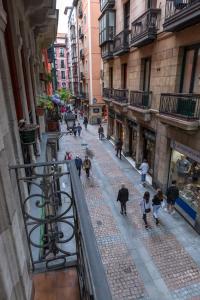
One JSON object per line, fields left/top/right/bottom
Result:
{"left": 100, "top": 0, "right": 115, "bottom": 14}
{"left": 163, "top": 1, "right": 200, "bottom": 32}
{"left": 128, "top": 105, "right": 151, "bottom": 122}
{"left": 158, "top": 114, "right": 199, "bottom": 131}
{"left": 131, "top": 30, "right": 157, "bottom": 48}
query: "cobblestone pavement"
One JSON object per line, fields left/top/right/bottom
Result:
{"left": 58, "top": 122, "right": 200, "bottom": 300}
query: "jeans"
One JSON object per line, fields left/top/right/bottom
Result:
{"left": 116, "top": 148, "right": 122, "bottom": 159}
{"left": 120, "top": 202, "right": 126, "bottom": 214}
{"left": 153, "top": 205, "right": 161, "bottom": 219}
{"left": 77, "top": 167, "right": 81, "bottom": 177}
{"left": 141, "top": 173, "right": 146, "bottom": 182}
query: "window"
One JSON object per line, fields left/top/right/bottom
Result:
{"left": 147, "top": 0, "right": 157, "bottom": 9}
{"left": 181, "top": 45, "right": 200, "bottom": 94}
{"left": 124, "top": 1, "right": 130, "bottom": 30}
{"left": 84, "top": 15, "right": 86, "bottom": 24}
{"left": 60, "top": 48, "right": 64, "bottom": 57}
{"left": 62, "top": 82, "right": 66, "bottom": 87}
{"left": 99, "top": 10, "right": 115, "bottom": 45}
{"left": 140, "top": 57, "right": 151, "bottom": 92}
{"left": 61, "top": 60, "right": 65, "bottom": 68}
{"left": 109, "top": 67, "right": 113, "bottom": 89}
{"left": 121, "top": 63, "right": 127, "bottom": 89}
{"left": 61, "top": 71, "right": 66, "bottom": 79}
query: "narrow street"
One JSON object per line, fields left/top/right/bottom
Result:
{"left": 57, "top": 121, "right": 200, "bottom": 300}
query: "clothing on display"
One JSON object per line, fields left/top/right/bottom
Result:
{"left": 169, "top": 150, "right": 200, "bottom": 210}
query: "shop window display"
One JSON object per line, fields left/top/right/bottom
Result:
{"left": 169, "top": 150, "right": 200, "bottom": 210}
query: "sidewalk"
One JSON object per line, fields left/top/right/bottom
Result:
{"left": 58, "top": 122, "right": 200, "bottom": 300}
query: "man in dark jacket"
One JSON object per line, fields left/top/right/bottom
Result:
{"left": 115, "top": 138, "right": 123, "bottom": 159}
{"left": 98, "top": 124, "right": 104, "bottom": 140}
{"left": 166, "top": 180, "right": 179, "bottom": 215}
{"left": 75, "top": 155, "right": 83, "bottom": 177}
{"left": 117, "top": 184, "right": 129, "bottom": 215}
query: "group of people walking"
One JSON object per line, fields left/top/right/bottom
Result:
{"left": 117, "top": 180, "right": 179, "bottom": 229}
{"left": 65, "top": 153, "right": 92, "bottom": 178}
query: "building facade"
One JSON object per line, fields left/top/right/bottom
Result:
{"left": 0, "top": 0, "right": 58, "bottom": 298}
{"left": 66, "top": 0, "right": 106, "bottom": 123}
{"left": 100, "top": 0, "right": 200, "bottom": 230}
{"left": 54, "top": 33, "right": 69, "bottom": 90}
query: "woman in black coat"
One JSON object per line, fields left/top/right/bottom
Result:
{"left": 117, "top": 184, "right": 129, "bottom": 215}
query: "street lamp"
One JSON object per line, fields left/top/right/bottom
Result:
{"left": 64, "top": 112, "right": 76, "bottom": 134}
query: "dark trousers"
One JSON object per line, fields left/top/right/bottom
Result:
{"left": 85, "top": 168, "right": 90, "bottom": 178}
{"left": 116, "top": 148, "right": 122, "bottom": 159}
{"left": 99, "top": 133, "right": 103, "bottom": 139}
{"left": 143, "top": 213, "right": 147, "bottom": 225}
{"left": 120, "top": 202, "right": 126, "bottom": 213}
{"left": 77, "top": 167, "right": 81, "bottom": 177}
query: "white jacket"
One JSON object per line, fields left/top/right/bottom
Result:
{"left": 140, "top": 198, "right": 151, "bottom": 214}
{"left": 139, "top": 162, "right": 149, "bottom": 175}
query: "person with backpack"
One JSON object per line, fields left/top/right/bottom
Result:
{"left": 152, "top": 189, "right": 163, "bottom": 225}
{"left": 140, "top": 191, "right": 151, "bottom": 229}
{"left": 166, "top": 180, "right": 179, "bottom": 215}
{"left": 98, "top": 124, "right": 104, "bottom": 140}
{"left": 117, "top": 184, "right": 129, "bottom": 215}
{"left": 83, "top": 156, "right": 91, "bottom": 178}
{"left": 83, "top": 116, "right": 88, "bottom": 129}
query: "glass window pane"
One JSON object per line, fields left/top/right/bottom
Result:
{"left": 182, "top": 49, "right": 195, "bottom": 93}
{"left": 193, "top": 49, "right": 200, "bottom": 94}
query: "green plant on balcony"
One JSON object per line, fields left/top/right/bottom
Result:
{"left": 36, "top": 95, "right": 53, "bottom": 116}
{"left": 57, "top": 88, "right": 73, "bottom": 104}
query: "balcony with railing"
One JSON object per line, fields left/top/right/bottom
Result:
{"left": 159, "top": 93, "right": 200, "bottom": 129}
{"left": 130, "top": 90, "right": 152, "bottom": 109}
{"left": 113, "top": 29, "right": 130, "bottom": 56}
{"left": 103, "top": 88, "right": 129, "bottom": 104}
{"left": 79, "top": 27, "right": 84, "bottom": 40}
{"left": 78, "top": 3, "right": 83, "bottom": 18}
{"left": 131, "top": 9, "right": 161, "bottom": 48}
{"left": 163, "top": 0, "right": 200, "bottom": 32}
{"left": 80, "top": 91, "right": 89, "bottom": 99}
{"left": 101, "top": 41, "right": 114, "bottom": 60}
{"left": 100, "top": 0, "right": 115, "bottom": 13}
{"left": 80, "top": 72, "right": 85, "bottom": 81}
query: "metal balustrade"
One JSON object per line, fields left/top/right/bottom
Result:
{"left": 100, "top": 0, "right": 115, "bottom": 12}
{"left": 160, "top": 93, "right": 200, "bottom": 120}
{"left": 113, "top": 29, "right": 130, "bottom": 55}
{"left": 131, "top": 9, "right": 161, "bottom": 47}
{"left": 130, "top": 90, "right": 152, "bottom": 109}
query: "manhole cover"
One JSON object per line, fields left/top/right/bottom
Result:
{"left": 97, "top": 220, "right": 102, "bottom": 226}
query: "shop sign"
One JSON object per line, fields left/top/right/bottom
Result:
{"left": 171, "top": 141, "right": 200, "bottom": 163}
{"left": 93, "top": 108, "right": 100, "bottom": 113}
{"left": 143, "top": 130, "right": 156, "bottom": 142}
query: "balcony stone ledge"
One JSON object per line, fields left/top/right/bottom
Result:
{"left": 158, "top": 114, "right": 199, "bottom": 131}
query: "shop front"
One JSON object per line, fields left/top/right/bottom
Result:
{"left": 128, "top": 120, "right": 138, "bottom": 160}
{"left": 143, "top": 129, "right": 156, "bottom": 176}
{"left": 168, "top": 141, "right": 200, "bottom": 229}
{"left": 116, "top": 114, "right": 124, "bottom": 142}
{"left": 108, "top": 109, "right": 115, "bottom": 139}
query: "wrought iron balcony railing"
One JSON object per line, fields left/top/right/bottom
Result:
{"left": 160, "top": 93, "right": 200, "bottom": 120}
{"left": 79, "top": 28, "right": 84, "bottom": 40}
{"left": 113, "top": 89, "right": 129, "bottom": 103}
{"left": 101, "top": 41, "right": 114, "bottom": 60}
{"left": 130, "top": 90, "right": 152, "bottom": 109}
{"left": 103, "top": 87, "right": 113, "bottom": 98}
{"left": 10, "top": 159, "right": 112, "bottom": 300}
{"left": 80, "top": 92, "right": 89, "bottom": 99}
{"left": 113, "top": 29, "right": 130, "bottom": 56}
{"left": 100, "top": 0, "right": 115, "bottom": 13}
{"left": 163, "top": 0, "right": 200, "bottom": 32}
{"left": 131, "top": 9, "right": 161, "bottom": 47}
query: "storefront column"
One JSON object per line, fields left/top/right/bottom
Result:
{"left": 122, "top": 120, "right": 129, "bottom": 156}
{"left": 113, "top": 118, "right": 117, "bottom": 141}
{"left": 107, "top": 114, "right": 111, "bottom": 138}
{"left": 154, "top": 122, "right": 170, "bottom": 191}
{"left": 135, "top": 125, "right": 143, "bottom": 168}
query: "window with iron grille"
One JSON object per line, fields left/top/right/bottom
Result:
{"left": 61, "top": 71, "right": 66, "bottom": 79}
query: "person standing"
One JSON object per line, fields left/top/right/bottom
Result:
{"left": 140, "top": 191, "right": 151, "bottom": 229}
{"left": 75, "top": 155, "right": 83, "bottom": 177}
{"left": 152, "top": 189, "right": 163, "bottom": 225}
{"left": 83, "top": 116, "right": 88, "bottom": 129}
{"left": 73, "top": 125, "right": 77, "bottom": 137}
{"left": 115, "top": 138, "right": 123, "bottom": 159}
{"left": 65, "top": 152, "right": 72, "bottom": 160}
{"left": 139, "top": 159, "right": 149, "bottom": 186}
{"left": 77, "top": 123, "right": 82, "bottom": 137}
{"left": 117, "top": 184, "right": 129, "bottom": 215}
{"left": 166, "top": 180, "right": 179, "bottom": 215}
{"left": 98, "top": 124, "right": 104, "bottom": 140}
{"left": 83, "top": 156, "right": 91, "bottom": 178}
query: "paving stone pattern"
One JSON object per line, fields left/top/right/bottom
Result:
{"left": 58, "top": 123, "right": 200, "bottom": 300}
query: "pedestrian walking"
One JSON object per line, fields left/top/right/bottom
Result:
{"left": 83, "top": 116, "right": 88, "bottom": 129}
{"left": 166, "top": 180, "right": 179, "bottom": 215}
{"left": 73, "top": 125, "right": 77, "bottom": 137}
{"left": 77, "top": 123, "right": 82, "bottom": 137}
{"left": 115, "top": 138, "right": 123, "bottom": 159}
{"left": 98, "top": 124, "right": 104, "bottom": 140}
{"left": 117, "top": 183, "right": 129, "bottom": 215}
{"left": 152, "top": 189, "right": 163, "bottom": 225}
{"left": 65, "top": 152, "right": 72, "bottom": 160}
{"left": 75, "top": 155, "right": 83, "bottom": 177}
{"left": 139, "top": 159, "right": 149, "bottom": 186}
{"left": 83, "top": 156, "right": 91, "bottom": 178}
{"left": 140, "top": 191, "right": 151, "bottom": 229}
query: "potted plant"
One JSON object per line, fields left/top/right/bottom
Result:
{"left": 19, "top": 121, "right": 39, "bottom": 144}
{"left": 36, "top": 95, "right": 53, "bottom": 116}
{"left": 46, "top": 104, "right": 61, "bottom": 132}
